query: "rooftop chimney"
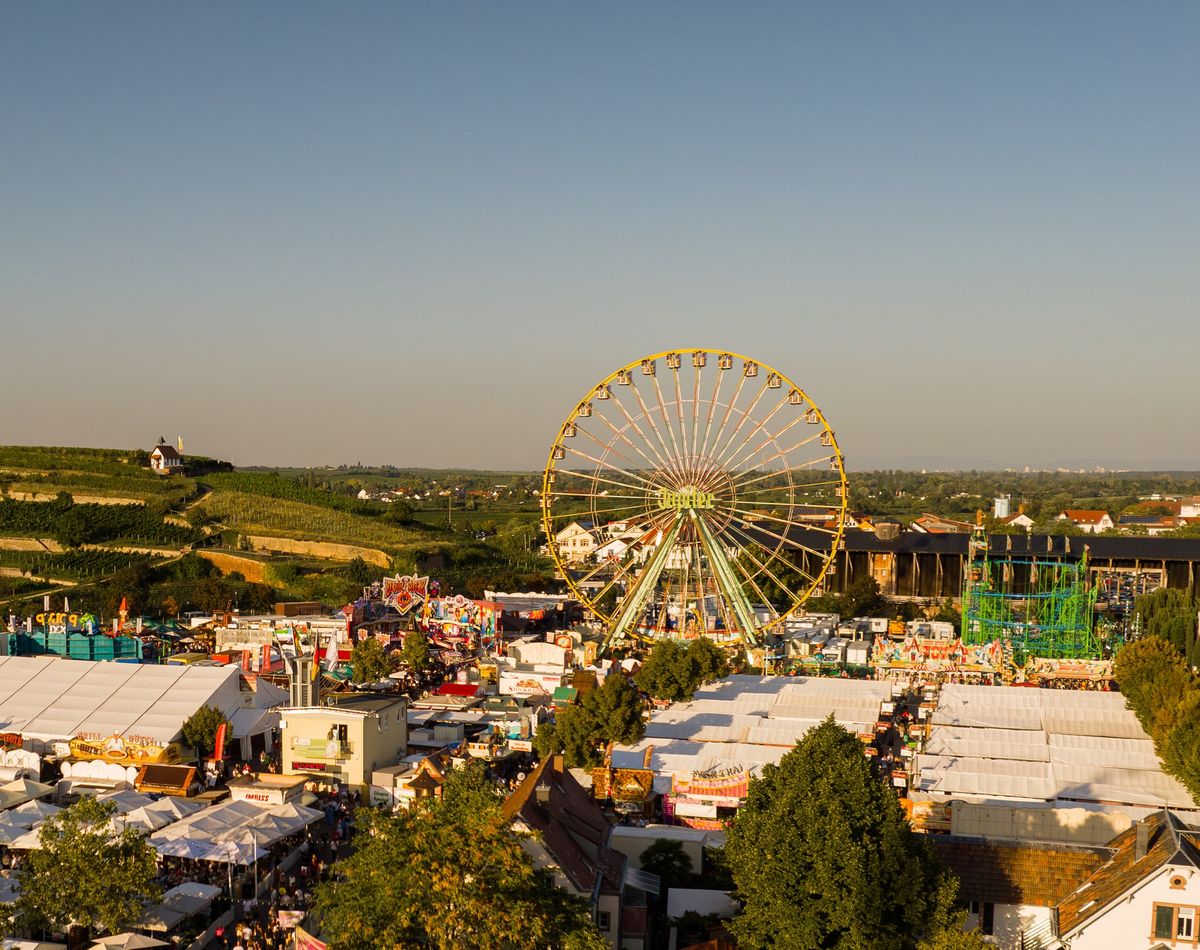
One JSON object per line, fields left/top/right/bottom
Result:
{"left": 1135, "top": 820, "right": 1151, "bottom": 861}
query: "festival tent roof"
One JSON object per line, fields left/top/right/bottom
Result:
{"left": 917, "top": 685, "right": 1195, "bottom": 809}
{"left": 0, "top": 657, "right": 249, "bottom": 745}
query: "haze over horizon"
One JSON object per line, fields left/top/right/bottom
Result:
{"left": 4, "top": 4, "right": 1198, "bottom": 471}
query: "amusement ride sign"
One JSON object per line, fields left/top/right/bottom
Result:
{"left": 382, "top": 575, "right": 429, "bottom": 614}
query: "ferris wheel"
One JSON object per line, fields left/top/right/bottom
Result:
{"left": 541, "top": 349, "right": 848, "bottom": 653}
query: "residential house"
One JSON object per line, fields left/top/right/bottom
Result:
{"left": 1057, "top": 810, "right": 1200, "bottom": 949}
{"left": 933, "top": 837, "right": 1107, "bottom": 948}
{"left": 1056, "top": 510, "right": 1115, "bottom": 534}
{"left": 504, "top": 756, "right": 653, "bottom": 949}
{"left": 999, "top": 512, "right": 1037, "bottom": 530}
{"left": 554, "top": 521, "right": 598, "bottom": 563}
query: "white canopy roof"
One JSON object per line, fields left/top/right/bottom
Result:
{"left": 917, "top": 684, "right": 1194, "bottom": 809}
{"left": 0, "top": 658, "right": 254, "bottom": 745}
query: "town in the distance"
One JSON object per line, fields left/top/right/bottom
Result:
{"left": 1, "top": 352, "right": 1199, "bottom": 950}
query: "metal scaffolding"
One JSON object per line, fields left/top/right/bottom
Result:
{"left": 962, "top": 534, "right": 1100, "bottom": 659}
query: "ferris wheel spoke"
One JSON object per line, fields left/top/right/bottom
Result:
{"left": 553, "top": 466, "right": 653, "bottom": 498}
{"left": 717, "top": 509, "right": 841, "bottom": 566}
{"left": 601, "top": 382, "right": 675, "bottom": 474}
{"left": 725, "top": 469, "right": 844, "bottom": 495}
{"left": 612, "top": 381, "right": 687, "bottom": 485}
{"left": 689, "top": 361, "right": 703, "bottom": 479}
{"left": 583, "top": 403, "right": 673, "bottom": 477}
{"left": 721, "top": 531, "right": 792, "bottom": 606}
{"left": 710, "top": 392, "right": 791, "bottom": 473}
{"left": 714, "top": 517, "right": 822, "bottom": 594}
{"left": 726, "top": 448, "right": 839, "bottom": 489}
{"left": 723, "top": 412, "right": 819, "bottom": 475}
{"left": 670, "top": 362, "right": 692, "bottom": 477}
{"left": 573, "top": 417, "right": 665, "bottom": 481}
{"left": 711, "top": 374, "right": 771, "bottom": 465}
{"left": 711, "top": 498, "right": 842, "bottom": 539}
{"left": 697, "top": 360, "right": 727, "bottom": 465}
{"left": 648, "top": 372, "right": 686, "bottom": 473}
{"left": 691, "top": 513, "right": 762, "bottom": 644}
{"left": 561, "top": 445, "right": 659, "bottom": 490}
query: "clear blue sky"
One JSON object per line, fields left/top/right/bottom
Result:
{"left": 4, "top": 3, "right": 1197, "bottom": 470}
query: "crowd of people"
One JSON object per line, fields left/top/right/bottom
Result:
{"left": 214, "top": 788, "right": 357, "bottom": 950}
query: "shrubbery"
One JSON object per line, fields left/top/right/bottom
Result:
{"left": 1115, "top": 597, "right": 1200, "bottom": 804}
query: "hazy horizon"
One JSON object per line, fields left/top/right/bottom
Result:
{"left": 5, "top": 4, "right": 1197, "bottom": 471}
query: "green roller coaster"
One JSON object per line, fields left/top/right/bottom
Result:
{"left": 962, "top": 545, "right": 1100, "bottom": 659}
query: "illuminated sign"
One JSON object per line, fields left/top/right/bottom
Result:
{"left": 292, "top": 761, "right": 326, "bottom": 772}
{"left": 382, "top": 575, "right": 430, "bottom": 613}
{"left": 658, "top": 489, "right": 715, "bottom": 511}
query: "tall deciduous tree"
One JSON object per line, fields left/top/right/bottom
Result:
{"left": 399, "top": 631, "right": 432, "bottom": 673}
{"left": 313, "top": 762, "right": 608, "bottom": 949}
{"left": 180, "top": 704, "right": 230, "bottom": 755}
{"left": 13, "top": 798, "right": 160, "bottom": 938}
{"left": 349, "top": 636, "right": 397, "bottom": 683}
{"left": 725, "top": 718, "right": 958, "bottom": 949}
{"left": 635, "top": 638, "right": 730, "bottom": 703}
{"left": 542, "top": 672, "right": 647, "bottom": 768}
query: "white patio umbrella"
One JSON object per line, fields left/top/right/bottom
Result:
{"left": 89, "top": 933, "right": 169, "bottom": 949}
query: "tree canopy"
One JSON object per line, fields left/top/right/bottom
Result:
{"left": 313, "top": 761, "right": 608, "bottom": 949}
{"left": 539, "top": 672, "right": 646, "bottom": 768}
{"left": 349, "top": 636, "right": 398, "bottom": 683}
{"left": 399, "top": 630, "right": 432, "bottom": 673}
{"left": 180, "top": 704, "right": 230, "bottom": 755}
{"left": 724, "top": 718, "right": 958, "bottom": 949}
{"left": 1115, "top": 635, "right": 1200, "bottom": 805}
{"left": 634, "top": 638, "right": 731, "bottom": 703}
{"left": 12, "top": 797, "right": 160, "bottom": 937}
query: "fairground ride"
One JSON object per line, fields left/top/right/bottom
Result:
{"left": 540, "top": 349, "right": 848, "bottom": 655}
{"left": 961, "top": 528, "right": 1101, "bottom": 659}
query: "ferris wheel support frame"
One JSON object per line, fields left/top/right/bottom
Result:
{"left": 603, "top": 512, "right": 684, "bottom": 653}
{"left": 692, "top": 510, "right": 761, "bottom": 648}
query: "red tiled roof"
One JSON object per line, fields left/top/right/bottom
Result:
{"left": 503, "top": 756, "right": 624, "bottom": 895}
{"left": 1058, "top": 811, "right": 1200, "bottom": 935}
{"left": 1060, "top": 510, "right": 1110, "bottom": 523}
{"left": 933, "top": 837, "right": 1107, "bottom": 908}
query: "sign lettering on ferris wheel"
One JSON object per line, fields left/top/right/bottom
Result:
{"left": 658, "top": 489, "right": 716, "bottom": 511}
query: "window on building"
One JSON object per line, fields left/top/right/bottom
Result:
{"left": 1153, "top": 904, "right": 1200, "bottom": 940}
{"left": 981, "top": 902, "right": 995, "bottom": 936}
{"left": 597, "top": 911, "right": 611, "bottom": 932}
{"left": 1155, "top": 905, "right": 1175, "bottom": 939}
{"left": 1179, "top": 907, "right": 1196, "bottom": 938}
{"left": 967, "top": 900, "right": 980, "bottom": 917}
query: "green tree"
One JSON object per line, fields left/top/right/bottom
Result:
{"left": 343, "top": 556, "right": 376, "bottom": 586}
{"left": 635, "top": 638, "right": 730, "bottom": 703}
{"left": 533, "top": 722, "right": 562, "bottom": 761}
{"left": 313, "top": 759, "right": 606, "bottom": 949}
{"left": 400, "top": 631, "right": 432, "bottom": 673}
{"left": 917, "top": 925, "right": 994, "bottom": 950}
{"left": 180, "top": 704, "right": 230, "bottom": 755}
{"left": 1114, "top": 636, "right": 1195, "bottom": 739}
{"left": 725, "top": 717, "right": 958, "bottom": 949}
{"left": 639, "top": 838, "right": 694, "bottom": 891}
{"left": 349, "top": 636, "right": 398, "bottom": 683}
{"left": 550, "top": 673, "right": 646, "bottom": 768}
{"left": 13, "top": 797, "right": 160, "bottom": 937}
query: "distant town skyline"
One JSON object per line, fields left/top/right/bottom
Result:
{"left": 4, "top": 4, "right": 1197, "bottom": 470}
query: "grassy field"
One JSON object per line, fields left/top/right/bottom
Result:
{"left": 194, "top": 491, "right": 422, "bottom": 552}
